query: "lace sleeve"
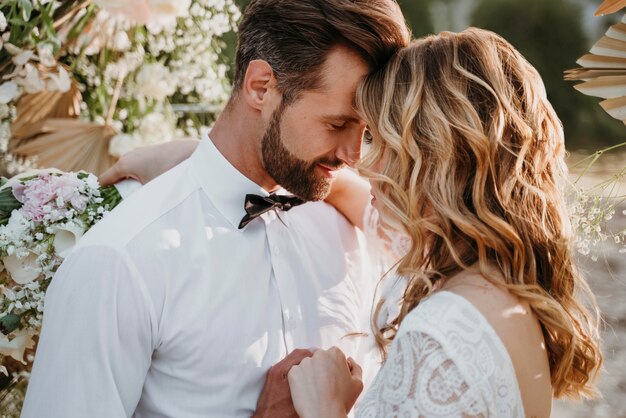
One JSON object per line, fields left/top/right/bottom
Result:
{"left": 356, "top": 331, "right": 488, "bottom": 418}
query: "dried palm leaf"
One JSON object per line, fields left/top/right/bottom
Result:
{"left": 11, "top": 82, "right": 81, "bottom": 133}
{"left": 590, "top": 36, "right": 626, "bottom": 58}
{"left": 565, "top": 68, "right": 626, "bottom": 81}
{"left": 574, "top": 75, "right": 626, "bottom": 98}
{"left": 607, "top": 21, "right": 626, "bottom": 41}
{"left": 9, "top": 118, "right": 117, "bottom": 175}
{"left": 575, "top": 53, "right": 626, "bottom": 69}
{"left": 566, "top": 12, "right": 626, "bottom": 121}
{"left": 600, "top": 96, "right": 626, "bottom": 122}
{"left": 596, "top": 0, "right": 626, "bottom": 16}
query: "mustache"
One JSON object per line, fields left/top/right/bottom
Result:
{"left": 315, "top": 158, "right": 345, "bottom": 171}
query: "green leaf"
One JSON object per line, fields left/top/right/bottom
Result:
{"left": 100, "top": 185, "right": 123, "bottom": 210}
{"left": 0, "top": 314, "right": 21, "bottom": 334}
{"left": 0, "top": 187, "right": 21, "bottom": 214}
{"left": 18, "top": 0, "right": 32, "bottom": 21}
{"left": 8, "top": 17, "right": 27, "bottom": 26}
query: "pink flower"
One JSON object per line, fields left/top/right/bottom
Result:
{"left": 12, "top": 183, "right": 26, "bottom": 203}
{"left": 12, "top": 173, "right": 90, "bottom": 222}
{"left": 17, "top": 175, "right": 55, "bottom": 222}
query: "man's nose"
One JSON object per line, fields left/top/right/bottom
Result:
{"left": 335, "top": 136, "right": 362, "bottom": 168}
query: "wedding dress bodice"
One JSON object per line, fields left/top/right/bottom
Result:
{"left": 356, "top": 291, "right": 525, "bottom": 417}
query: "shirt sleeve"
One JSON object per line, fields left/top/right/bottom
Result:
{"left": 113, "top": 179, "right": 143, "bottom": 199}
{"left": 356, "top": 331, "right": 489, "bottom": 418}
{"left": 21, "top": 244, "right": 157, "bottom": 418}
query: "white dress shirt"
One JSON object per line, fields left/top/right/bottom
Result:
{"left": 21, "top": 137, "right": 374, "bottom": 418}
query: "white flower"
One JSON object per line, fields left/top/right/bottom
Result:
{"left": 135, "top": 62, "right": 177, "bottom": 101}
{"left": 46, "top": 66, "right": 71, "bottom": 92}
{"left": 109, "top": 133, "right": 142, "bottom": 158}
{"left": 52, "top": 223, "right": 86, "bottom": 259}
{"left": 149, "top": 0, "right": 191, "bottom": 22}
{"left": 84, "top": 173, "right": 101, "bottom": 194}
{"left": 0, "top": 329, "right": 36, "bottom": 364}
{"left": 3, "top": 43, "right": 22, "bottom": 56}
{"left": 94, "top": 0, "right": 150, "bottom": 23}
{"left": 2, "top": 211, "right": 32, "bottom": 242}
{"left": 13, "top": 49, "right": 33, "bottom": 67}
{"left": 18, "top": 64, "right": 46, "bottom": 94}
{"left": 37, "top": 43, "right": 57, "bottom": 67}
{"left": 3, "top": 251, "right": 41, "bottom": 285}
{"left": 0, "top": 81, "right": 20, "bottom": 104}
{"left": 137, "top": 112, "right": 175, "bottom": 144}
{"left": 112, "top": 31, "right": 131, "bottom": 51}
{"left": 95, "top": 0, "right": 190, "bottom": 27}
{"left": 0, "top": 11, "right": 6, "bottom": 32}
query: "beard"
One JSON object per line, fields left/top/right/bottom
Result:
{"left": 261, "top": 105, "right": 344, "bottom": 201}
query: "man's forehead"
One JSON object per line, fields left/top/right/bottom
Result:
{"left": 314, "top": 79, "right": 366, "bottom": 122}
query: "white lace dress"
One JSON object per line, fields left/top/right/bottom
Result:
{"left": 355, "top": 291, "right": 525, "bottom": 418}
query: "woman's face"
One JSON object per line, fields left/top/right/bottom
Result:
{"left": 359, "top": 133, "right": 387, "bottom": 213}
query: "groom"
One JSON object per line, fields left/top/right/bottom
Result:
{"left": 21, "top": 1, "right": 409, "bottom": 417}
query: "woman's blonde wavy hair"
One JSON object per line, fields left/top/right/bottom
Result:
{"left": 356, "top": 28, "right": 602, "bottom": 399}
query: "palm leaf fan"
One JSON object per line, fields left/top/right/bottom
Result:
{"left": 596, "top": 0, "right": 626, "bottom": 16}
{"left": 566, "top": 13, "right": 626, "bottom": 125}
{"left": 9, "top": 118, "right": 117, "bottom": 175}
{"left": 11, "top": 82, "right": 81, "bottom": 133}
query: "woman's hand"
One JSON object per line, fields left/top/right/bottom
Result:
{"left": 287, "top": 347, "right": 363, "bottom": 418}
{"left": 99, "top": 139, "right": 200, "bottom": 186}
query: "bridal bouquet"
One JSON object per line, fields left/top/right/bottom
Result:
{"left": 0, "top": 169, "right": 122, "bottom": 377}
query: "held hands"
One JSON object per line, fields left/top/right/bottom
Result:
{"left": 252, "top": 349, "right": 314, "bottom": 418}
{"left": 99, "top": 139, "right": 200, "bottom": 186}
{"left": 287, "top": 347, "right": 363, "bottom": 418}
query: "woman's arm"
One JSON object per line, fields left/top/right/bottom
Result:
{"left": 100, "top": 140, "right": 372, "bottom": 231}
{"left": 325, "top": 169, "right": 371, "bottom": 230}
{"left": 99, "top": 139, "right": 200, "bottom": 186}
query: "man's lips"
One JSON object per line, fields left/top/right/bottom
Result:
{"left": 316, "top": 164, "right": 341, "bottom": 178}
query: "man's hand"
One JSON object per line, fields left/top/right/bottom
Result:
{"left": 252, "top": 348, "right": 314, "bottom": 418}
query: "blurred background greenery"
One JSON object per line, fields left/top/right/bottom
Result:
{"left": 226, "top": 0, "right": 626, "bottom": 152}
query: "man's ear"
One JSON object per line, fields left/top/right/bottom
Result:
{"left": 243, "top": 60, "right": 278, "bottom": 112}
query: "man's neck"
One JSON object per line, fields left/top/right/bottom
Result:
{"left": 209, "top": 105, "right": 280, "bottom": 193}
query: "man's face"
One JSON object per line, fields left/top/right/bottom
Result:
{"left": 261, "top": 46, "right": 369, "bottom": 201}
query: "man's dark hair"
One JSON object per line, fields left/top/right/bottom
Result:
{"left": 233, "top": 0, "right": 410, "bottom": 104}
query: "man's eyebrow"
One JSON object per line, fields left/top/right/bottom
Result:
{"left": 322, "top": 113, "right": 363, "bottom": 124}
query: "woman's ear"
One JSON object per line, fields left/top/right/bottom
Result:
{"left": 242, "top": 60, "right": 278, "bottom": 111}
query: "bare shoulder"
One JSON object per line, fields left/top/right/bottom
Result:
{"left": 440, "top": 270, "right": 525, "bottom": 319}
{"left": 439, "top": 270, "right": 537, "bottom": 351}
{"left": 440, "top": 269, "right": 553, "bottom": 417}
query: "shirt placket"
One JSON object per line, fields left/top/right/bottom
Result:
{"left": 263, "top": 210, "right": 302, "bottom": 353}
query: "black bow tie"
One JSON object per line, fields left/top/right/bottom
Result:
{"left": 238, "top": 193, "right": 305, "bottom": 229}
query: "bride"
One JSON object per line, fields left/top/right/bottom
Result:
{"left": 101, "top": 28, "right": 602, "bottom": 417}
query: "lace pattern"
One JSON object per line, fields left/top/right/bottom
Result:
{"left": 356, "top": 291, "right": 525, "bottom": 418}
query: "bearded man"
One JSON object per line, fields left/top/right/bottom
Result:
{"left": 21, "top": 1, "right": 409, "bottom": 417}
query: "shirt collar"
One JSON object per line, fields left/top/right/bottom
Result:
{"left": 190, "top": 133, "right": 271, "bottom": 229}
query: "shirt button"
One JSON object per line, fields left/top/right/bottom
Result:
{"left": 272, "top": 244, "right": 280, "bottom": 255}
